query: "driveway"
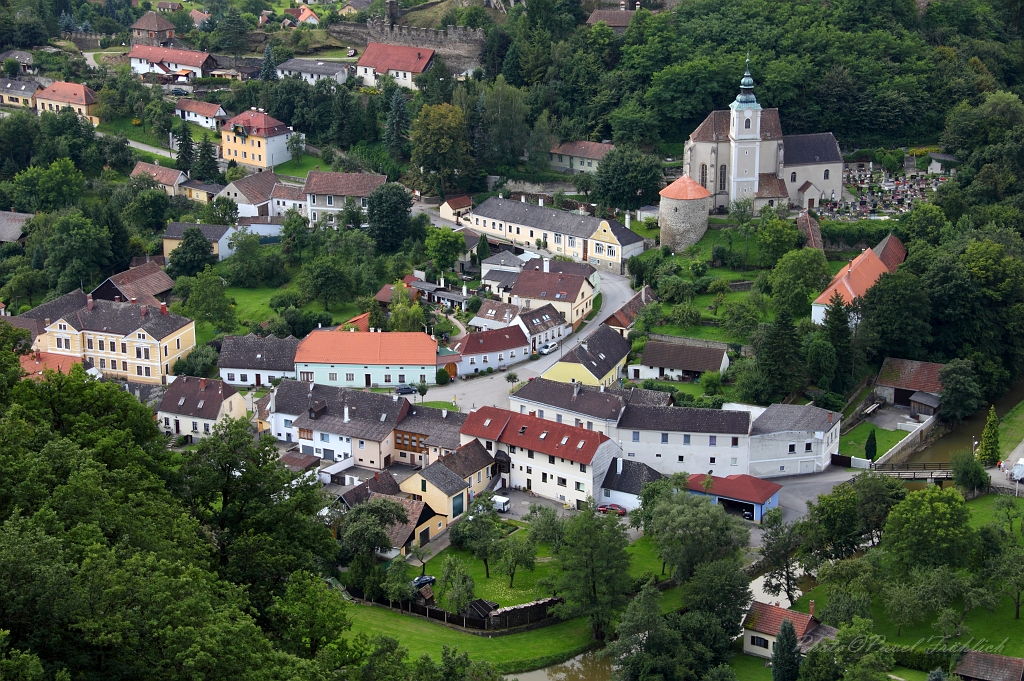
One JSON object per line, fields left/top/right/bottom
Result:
{"left": 773, "top": 467, "right": 855, "bottom": 523}
{"left": 422, "top": 271, "right": 635, "bottom": 411}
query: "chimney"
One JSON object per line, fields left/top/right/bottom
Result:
{"left": 86, "top": 294, "right": 93, "bottom": 311}
{"left": 581, "top": 342, "right": 588, "bottom": 353}
{"left": 160, "top": 302, "right": 168, "bottom": 315}
{"left": 462, "top": 284, "right": 468, "bottom": 296}
{"left": 440, "top": 276, "right": 445, "bottom": 288}
{"left": 600, "top": 384, "right": 605, "bottom": 392}
{"left": 573, "top": 382, "right": 581, "bottom": 397}
{"left": 114, "top": 295, "right": 121, "bottom": 302}
{"left": 616, "top": 457, "right": 623, "bottom": 474}
{"left": 130, "top": 297, "right": 137, "bottom": 304}
{"left": 619, "top": 0, "right": 625, "bottom": 8}
{"left": 625, "top": 212, "right": 631, "bottom": 229}
{"left": 442, "top": 408, "right": 448, "bottom": 418}
{"left": 392, "top": 393, "right": 398, "bottom": 402}
{"left": 809, "top": 600, "right": 815, "bottom": 617}
{"left": 344, "top": 406, "right": 350, "bottom": 423}
{"left": 635, "top": 0, "right": 640, "bottom": 9}
{"left": 374, "top": 471, "right": 380, "bottom": 481}
{"left": 44, "top": 318, "right": 50, "bottom": 327}
{"left": 499, "top": 193, "right": 503, "bottom": 199}
{"left": 521, "top": 195, "right": 526, "bottom": 203}
{"left": 641, "top": 287, "right": 646, "bottom": 304}
{"left": 34, "top": 350, "right": 40, "bottom": 361}
{"left": 539, "top": 198, "right": 544, "bottom": 207}
{"left": 543, "top": 258, "right": 550, "bottom": 273}
{"left": 199, "top": 378, "right": 207, "bottom": 391}
{"left": 828, "top": 412, "right": 833, "bottom": 423}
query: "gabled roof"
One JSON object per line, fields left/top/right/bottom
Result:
{"left": 357, "top": 43, "right": 435, "bottom": 75}
{"left": 690, "top": 108, "right": 783, "bottom": 142}
{"left": 37, "top": 81, "right": 97, "bottom": 106}
{"left": 224, "top": 110, "right": 290, "bottom": 138}
{"left": 60, "top": 298, "right": 193, "bottom": 339}
{"left": 181, "top": 179, "right": 226, "bottom": 195}
{"left": 473, "top": 197, "right": 628, "bottom": 240}
{"left": 457, "top": 326, "right": 528, "bottom": 356}
{"left": 96, "top": 261, "right": 175, "bottom": 306}
{"left": 226, "top": 172, "right": 283, "bottom": 204}
{"left": 462, "top": 406, "right": 611, "bottom": 465}
{"left": 271, "top": 183, "right": 307, "bottom": 202}
{"left": 755, "top": 173, "right": 790, "bottom": 199}
{"left": 472, "top": 300, "right": 519, "bottom": 328}
{"left": 812, "top": 248, "right": 889, "bottom": 306}
{"left": 386, "top": 496, "right": 435, "bottom": 548}
{"left": 342, "top": 312, "right": 371, "bottom": 332}
{"left": 586, "top": 8, "right": 635, "bottom": 26}
{"left": 295, "top": 330, "right": 437, "bottom": 365}
{"left": 302, "top": 171, "right": 387, "bottom": 197}
{"left": 601, "top": 458, "right": 662, "bottom": 496}
{"left": 164, "top": 222, "right": 231, "bottom": 241}
{"left": 131, "top": 160, "right": 186, "bottom": 188}
{"left": 438, "top": 439, "right": 494, "bottom": 478}
{"left": 291, "top": 386, "right": 408, "bottom": 441}
{"left": 522, "top": 257, "right": 597, "bottom": 278}
{"left": 873, "top": 233, "right": 906, "bottom": 272}
{"left": 751, "top": 404, "right": 840, "bottom": 435}
{"left": 660, "top": 175, "right": 711, "bottom": 201}
{"left": 158, "top": 376, "right": 237, "bottom": 419}
{"left": 341, "top": 470, "right": 403, "bottom": 508}
{"left": 796, "top": 211, "right": 823, "bottom": 251}
{"left": 781, "top": 133, "right": 842, "bottom": 165}
{"left": 443, "top": 195, "right": 472, "bottom": 210}
{"left": 875, "top": 357, "right": 945, "bottom": 394}
{"left": 0, "top": 78, "right": 41, "bottom": 97}
{"left": 510, "top": 270, "right": 589, "bottom": 303}
{"left": 219, "top": 333, "right": 300, "bottom": 371}
{"left": 419, "top": 458, "right": 469, "bottom": 497}
{"left": 280, "top": 451, "right": 319, "bottom": 473}
{"left": 619, "top": 404, "right": 750, "bottom": 434}
{"left": 190, "top": 9, "right": 211, "bottom": 24}
{"left": 512, "top": 377, "right": 671, "bottom": 422}
{"left": 603, "top": 286, "right": 655, "bottom": 329}
{"left": 0, "top": 50, "right": 32, "bottom": 65}
{"left": 516, "top": 303, "right": 566, "bottom": 335}
{"left": 278, "top": 58, "right": 346, "bottom": 76}
{"left": 17, "top": 290, "right": 89, "bottom": 337}
{"left": 638, "top": 341, "right": 725, "bottom": 373}
{"left": 743, "top": 601, "right": 819, "bottom": 638}
{"left": 551, "top": 141, "right": 615, "bottom": 161}
{"left": 483, "top": 251, "right": 524, "bottom": 268}
{"left": 0, "top": 210, "right": 32, "bottom": 243}
{"left": 130, "top": 10, "right": 176, "bottom": 31}
{"left": 175, "top": 98, "right": 224, "bottom": 117}
{"left": 559, "top": 324, "right": 631, "bottom": 379}
{"left": 127, "top": 45, "right": 211, "bottom": 68}
{"left": 397, "top": 405, "right": 466, "bottom": 450}
{"left": 956, "top": 652, "right": 1024, "bottom": 681}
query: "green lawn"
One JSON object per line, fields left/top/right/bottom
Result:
{"left": 98, "top": 116, "right": 217, "bottom": 150}
{"left": 839, "top": 422, "right": 905, "bottom": 460}
{"left": 418, "top": 400, "right": 459, "bottom": 411}
{"left": 345, "top": 604, "right": 596, "bottom": 674}
{"left": 586, "top": 293, "right": 603, "bottom": 321}
{"left": 274, "top": 152, "right": 326, "bottom": 178}
{"left": 788, "top": 495, "right": 1024, "bottom": 657}
{"left": 999, "top": 398, "right": 1024, "bottom": 457}
{"left": 729, "top": 643, "right": 772, "bottom": 681}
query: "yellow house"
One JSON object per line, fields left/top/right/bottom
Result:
{"left": 40, "top": 293, "right": 195, "bottom": 385}
{"left": 35, "top": 81, "right": 101, "bottom": 125}
{"left": 385, "top": 496, "right": 446, "bottom": 556}
{"left": 542, "top": 323, "right": 631, "bottom": 387}
{"left": 0, "top": 78, "right": 41, "bottom": 109}
{"left": 400, "top": 458, "right": 470, "bottom": 522}
{"left": 509, "top": 270, "right": 594, "bottom": 330}
{"left": 221, "top": 109, "right": 294, "bottom": 170}
{"left": 162, "top": 222, "right": 233, "bottom": 261}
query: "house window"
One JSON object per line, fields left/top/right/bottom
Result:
{"left": 678, "top": 455, "right": 685, "bottom": 462}
{"left": 299, "top": 428, "right": 313, "bottom": 440}
{"left": 788, "top": 443, "right": 796, "bottom": 453}
{"left": 542, "top": 472, "right": 548, "bottom": 483}
{"left": 805, "top": 442, "right": 813, "bottom": 452}
{"left": 100, "top": 358, "right": 106, "bottom": 369}
{"left": 684, "top": 434, "right": 691, "bottom": 445}
{"left": 780, "top": 465, "right": 786, "bottom": 471}
{"left": 384, "top": 374, "right": 391, "bottom": 383}
{"left": 527, "top": 450, "right": 534, "bottom": 458}
{"left": 594, "top": 243, "right": 604, "bottom": 255}
{"left": 575, "top": 481, "right": 584, "bottom": 491}
{"left": 320, "top": 433, "right": 329, "bottom": 442}
{"left": 579, "top": 463, "right": 586, "bottom": 473}
{"left": 346, "top": 373, "right": 354, "bottom": 381}
{"left": 98, "top": 340, "right": 104, "bottom": 351}
{"left": 537, "top": 409, "right": 544, "bottom": 418}
{"left": 192, "top": 421, "right": 198, "bottom": 432}
{"left": 421, "top": 479, "right": 427, "bottom": 492}
{"left": 700, "top": 164, "right": 707, "bottom": 187}
{"left": 751, "top": 636, "right": 769, "bottom": 649}
{"left": 398, "top": 374, "right": 405, "bottom": 383}
{"left": 327, "top": 195, "right": 333, "bottom": 206}
{"left": 568, "top": 237, "right": 576, "bottom": 248}
{"left": 300, "top": 372, "right": 313, "bottom": 381}
{"left": 607, "top": 246, "right": 615, "bottom": 257}
{"left": 144, "top": 367, "right": 151, "bottom": 377}
{"left": 548, "top": 455, "right": 555, "bottom": 464}
{"left": 824, "top": 169, "right": 830, "bottom": 180}
{"left": 204, "top": 423, "right": 210, "bottom": 434}
{"left": 554, "top": 234, "right": 562, "bottom": 245}
{"left": 719, "top": 165, "right": 727, "bottom": 191}
{"left": 284, "top": 419, "right": 292, "bottom": 427}
{"left": 732, "top": 437, "right": 739, "bottom": 447}
{"left": 121, "top": 342, "right": 127, "bottom": 353}
{"left": 122, "top": 361, "right": 127, "bottom": 371}
{"left": 709, "top": 436, "right": 717, "bottom": 446}
{"left": 329, "top": 373, "right": 337, "bottom": 381}
{"left": 710, "top": 457, "right": 716, "bottom": 464}
{"left": 632, "top": 431, "right": 640, "bottom": 442}
{"left": 557, "top": 477, "right": 567, "bottom": 487}
{"left": 556, "top": 414, "right": 562, "bottom": 423}
{"left": 239, "top": 374, "right": 247, "bottom": 382}
{"left": 358, "top": 440, "right": 365, "bottom": 449}
{"left": 790, "top": 172, "right": 797, "bottom": 182}
{"left": 56, "top": 337, "right": 63, "bottom": 349}
{"left": 731, "top": 457, "right": 738, "bottom": 466}
{"left": 661, "top": 433, "right": 668, "bottom": 443}
{"left": 227, "top": 373, "right": 235, "bottom": 381}
{"left": 527, "top": 466, "right": 532, "bottom": 474}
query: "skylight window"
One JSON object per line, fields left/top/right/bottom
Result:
{"left": 380, "top": 413, "right": 387, "bottom": 421}
{"left": 178, "top": 397, "right": 185, "bottom": 406}
{"left": 540, "top": 292, "right": 547, "bottom": 297}
{"left": 598, "top": 353, "right": 606, "bottom": 360}
{"left": 560, "top": 436, "right": 568, "bottom": 445}
{"left": 577, "top": 440, "right": 585, "bottom": 449}
{"left": 542, "top": 315, "right": 550, "bottom": 321}
{"left": 197, "top": 400, "right": 205, "bottom": 409}
{"left": 519, "top": 426, "right": 527, "bottom": 434}
{"left": 484, "top": 418, "right": 492, "bottom": 427}
{"left": 539, "top": 431, "right": 548, "bottom": 439}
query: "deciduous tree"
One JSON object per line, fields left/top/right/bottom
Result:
{"left": 410, "top": 103, "right": 473, "bottom": 198}
{"left": 367, "top": 183, "right": 412, "bottom": 253}
{"left": 594, "top": 146, "right": 663, "bottom": 210}
{"left": 760, "top": 508, "right": 802, "bottom": 605}
{"left": 167, "top": 226, "right": 217, "bottom": 278}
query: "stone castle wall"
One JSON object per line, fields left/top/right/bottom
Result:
{"left": 327, "top": 20, "right": 485, "bottom": 74}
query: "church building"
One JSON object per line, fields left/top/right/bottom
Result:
{"left": 682, "top": 61, "right": 843, "bottom": 212}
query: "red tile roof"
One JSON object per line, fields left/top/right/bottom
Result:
{"left": 660, "top": 175, "right": 711, "bottom": 201}
{"left": 756, "top": 173, "right": 790, "bottom": 199}
{"left": 341, "top": 311, "right": 371, "bottom": 332}
{"left": 19, "top": 352, "right": 85, "bottom": 379}
{"left": 302, "top": 170, "right": 387, "bottom": 197}
{"left": 743, "top": 601, "right": 819, "bottom": 638}
{"left": 295, "top": 330, "right": 437, "bottom": 365}
{"left": 175, "top": 97, "right": 223, "bottom": 118}
{"left": 130, "top": 11, "right": 176, "bottom": 31}
{"left": 457, "top": 326, "right": 528, "bottom": 356}
{"left": 812, "top": 248, "right": 890, "bottom": 306}
{"left": 271, "top": 183, "right": 307, "bottom": 202}
{"left": 691, "top": 109, "right": 783, "bottom": 142}
{"left": 875, "top": 357, "right": 945, "bottom": 394}
{"left": 551, "top": 141, "right": 615, "bottom": 161}
{"left": 190, "top": 9, "right": 210, "bottom": 24}
{"left": 357, "top": 43, "right": 435, "bottom": 75}
{"left": 443, "top": 195, "right": 472, "bottom": 210}
{"left": 37, "top": 81, "right": 97, "bottom": 106}
{"left": 688, "top": 473, "right": 782, "bottom": 504}
{"left": 224, "top": 110, "right": 290, "bottom": 138}
{"left": 127, "top": 45, "right": 211, "bottom": 68}
{"left": 131, "top": 161, "right": 185, "bottom": 188}
{"left": 461, "top": 406, "right": 610, "bottom": 465}
{"left": 874, "top": 234, "right": 906, "bottom": 273}
{"left": 510, "top": 270, "right": 589, "bottom": 303}
{"left": 796, "top": 211, "right": 823, "bottom": 251}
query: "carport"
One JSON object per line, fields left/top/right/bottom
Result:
{"left": 687, "top": 473, "right": 782, "bottom": 523}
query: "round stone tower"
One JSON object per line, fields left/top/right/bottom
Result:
{"left": 658, "top": 175, "right": 713, "bottom": 250}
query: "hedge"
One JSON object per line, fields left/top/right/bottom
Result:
{"left": 819, "top": 220, "right": 905, "bottom": 249}
{"left": 892, "top": 647, "right": 962, "bottom": 673}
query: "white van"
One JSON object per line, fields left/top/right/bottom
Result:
{"left": 1012, "top": 458, "right": 1024, "bottom": 482}
{"left": 493, "top": 495, "right": 510, "bottom": 513}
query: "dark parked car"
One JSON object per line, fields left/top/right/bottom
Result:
{"left": 394, "top": 384, "right": 417, "bottom": 395}
{"left": 742, "top": 509, "right": 754, "bottom": 520}
{"left": 411, "top": 575, "right": 436, "bottom": 589}
{"left": 170, "top": 87, "right": 188, "bottom": 96}
{"left": 597, "top": 503, "right": 627, "bottom": 516}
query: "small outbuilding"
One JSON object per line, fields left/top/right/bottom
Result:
{"left": 955, "top": 651, "right": 1024, "bottom": 681}
{"left": 658, "top": 175, "right": 712, "bottom": 251}
{"left": 875, "top": 357, "right": 944, "bottom": 416}
{"left": 629, "top": 340, "right": 728, "bottom": 382}
{"left": 599, "top": 457, "right": 663, "bottom": 510}
{"left": 440, "top": 195, "right": 473, "bottom": 223}
{"left": 687, "top": 473, "right": 781, "bottom": 522}
{"left": 742, "top": 601, "right": 836, "bottom": 658}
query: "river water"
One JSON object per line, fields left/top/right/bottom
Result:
{"left": 907, "top": 378, "right": 1024, "bottom": 463}
{"left": 508, "top": 653, "right": 611, "bottom": 681}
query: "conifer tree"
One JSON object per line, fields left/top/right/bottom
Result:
{"left": 978, "top": 405, "right": 1000, "bottom": 466}
{"left": 175, "top": 123, "right": 195, "bottom": 173}
{"left": 772, "top": 619, "right": 801, "bottom": 681}
{"left": 823, "top": 290, "right": 853, "bottom": 392}
{"left": 865, "top": 429, "right": 877, "bottom": 461}
{"left": 384, "top": 90, "right": 409, "bottom": 159}
{"left": 260, "top": 43, "right": 278, "bottom": 81}
{"left": 192, "top": 133, "right": 218, "bottom": 182}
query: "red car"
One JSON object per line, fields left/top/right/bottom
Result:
{"left": 598, "top": 503, "right": 627, "bottom": 516}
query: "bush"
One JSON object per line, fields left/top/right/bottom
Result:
{"left": 706, "top": 278, "right": 732, "bottom": 295}
{"left": 820, "top": 220, "right": 899, "bottom": 248}
{"left": 485, "top": 366, "right": 494, "bottom": 374}
{"left": 466, "top": 296, "right": 482, "bottom": 314}
{"left": 711, "top": 245, "right": 727, "bottom": 264}
{"left": 630, "top": 571, "right": 658, "bottom": 593}
{"left": 689, "top": 259, "right": 708, "bottom": 279}
{"left": 435, "top": 367, "right": 450, "bottom": 385}
{"left": 892, "top": 649, "right": 961, "bottom": 673}
{"left": 172, "top": 345, "right": 219, "bottom": 377}
{"left": 813, "top": 391, "right": 845, "bottom": 412}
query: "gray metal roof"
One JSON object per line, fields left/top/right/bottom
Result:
{"left": 218, "top": 333, "right": 300, "bottom": 372}
{"left": 398, "top": 405, "right": 466, "bottom": 450}
{"left": 618, "top": 404, "right": 750, "bottom": 434}
{"left": 600, "top": 458, "right": 663, "bottom": 495}
{"left": 277, "top": 58, "right": 349, "bottom": 76}
{"left": 512, "top": 377, "right": 671, "bottom": 421}
{"left": 419, "top": 458, "right": 469, "bottom": 497}
{"left": 750, "top": 403, "right": 839, "bottom": 435}
{"left": 473, "top": 197, "right": 635, "bottom": 241}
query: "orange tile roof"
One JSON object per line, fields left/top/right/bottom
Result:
{"left": 357, "top": 43, "right": 435, "bottom": 75}
{"left": 340, "top": 311, "right": 371, "bottom": 332}
{"left": 813, "top": 248, "right": 889, "bottom": 306}
{"left": 37, "top": 81, "right": 97, "bottom": 106}
{"left": 127, "top": 45, "right": 212, "bottom": 68}
{"left": 660, "top": 175, "right": 711, "bottom": 200}
{"left": 175, "top": 97, "right": 223, "bottom": 118}
{"left": 224, "top": 110, "right": 290, "bottom": 138}
{"left": 19, "top": 352, "right": 84, "bottom": 379}
{"left": 874, "top": 234, "right": 907, "bottom": 273}
{"left": 295, "top": 330, "right": 437, "bottom": 365}
{"left": 461, "top": 406, "right": 610, "bottom": 465}
{"left": 743, "top": 601, "right": 819, "bottom": 638}
{"left": 131, "top": 161, "right": 185, "bottom": 188}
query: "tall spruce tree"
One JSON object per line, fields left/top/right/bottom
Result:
{"left": 759, "top": 307, "right": 799, "bottom": 401}
{"left": 384, "top": 90, "right": 409, "bottom": 159}
{"left": 772, "top": 619, "right": 801, "bottom": 681}
{"left": 330, "top": 90, "right": 357, "bottom": 149}
{"left": 822, "top": 290, "right": 853, "bottom": 392}
{"left": 978, "top": 405, "right": 1000, "bottom": 466}
{"left": 865, "top": 429, "right": 877, "bottom": 461}
{"left": 192, "top": 133, "right": 218, "bottom": 182}
{"left": 260, "top": 43, "right": 278, "bottom": 81}
{"left": 175, "top": 123, "right": 195, "bottom": 173}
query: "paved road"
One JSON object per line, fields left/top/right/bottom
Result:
{"left": 94, "top": 128, "right": 177, "bottom": 159}
{"left": 82, "top": 51, "right": 103, "bottom": 68}
{"left": 420, "top": 271, "right": 634, "bottom": 411}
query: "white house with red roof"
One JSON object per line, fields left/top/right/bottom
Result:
{"left": 127, "top": 45, "right": 214, "bottom": 80}
{"left": 130, "top": 161, "right": 187, "bottom": 196}
{"left": 174, "top": 98, "right": 227, "bottom": 130}
{"left": 810, "top": 233, "right": 906, "bottom": 324}
{"left": 302, "top": 170, "right": 387, "bottom": 223}
{"left": 460, "top": 405, "right": 621, "bottom": 508}
{"left": 451, "top": 326, "right": 530, "bottom": 376}
{"left": 356, "top": 43, "right": 435, "bottom": 91}
{"left": 742, "top": 601, "right": 836, "bottom": 657}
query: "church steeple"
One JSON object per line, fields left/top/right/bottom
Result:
{"left": 736, "top": 57, "right": 756, "bottom": 104}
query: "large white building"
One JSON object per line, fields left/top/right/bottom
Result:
{"left": 302, "top": 171, "right": 387, "bottom": 224}
{"left": 683, "top": 60, "right": 843, "bottom": 212}
{"left": 127, "top": 45, "right": 214, "bottom": 80}
{"left": 356, "top": 43, "right": 435, "bottom": 91}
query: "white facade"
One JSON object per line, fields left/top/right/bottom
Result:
{"left": 219, "top": 365, "right": 291, "bottom": 387}
{"left": 174, "top": 103, "right": 225, "bottom": 130}
{"left": 299, "top": 426, "right": 355, "bottom": 464}
{"left": 306, "top": 192, "right": 368, "bottom": 224}
{"left": 295, "top": 362, "right": 435, "bottom": 388}
{"left": 357, "top": 65, "right": 421, "bottom": 91}
{"left": 628, "top": 353, "right": 730, "bottom": 381}
{"left": 748, "top": 424, "right": 839, "bottom": 478}
{"left": 276, "top": 62, "right": 348, "bottom": 84}
{"left": 599, "top": 485, "right": 642, "bottom": 510}
{"left": 130, "top": 57, "right": 204, "bottom": 79}
{"left": 505, "top": 440, "right": 618, "bottom": 507}
{"left": 454, "top": 341, "right": 531, "bottom": 376}
{"left": 619, "top": 428, "right": 747, "bottom": 476}
{"left": 271, "top": 196, "right": 307, "bottom": 217}
{"left": 157, "top": 392, "right": 245, "bottom": 440}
